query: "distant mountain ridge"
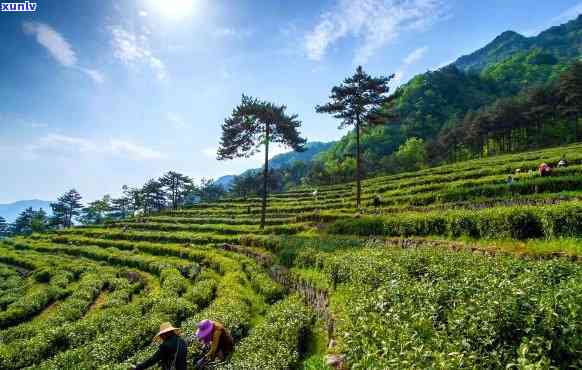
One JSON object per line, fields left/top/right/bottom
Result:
{"left": 453, "top": 15, "right": 582, "bottom": 72}
{"left": 0, "top": 200, "right": 52, "bottom": 222}
{"left": 216, "top": 141, "right": 334, "bottom": 188}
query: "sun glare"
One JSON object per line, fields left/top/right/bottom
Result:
{"left": 147, "top": 0, "right": 197, "bottom": 20}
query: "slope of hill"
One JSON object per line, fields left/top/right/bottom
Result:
{"left": 1, "top": 143, "right": 581, "bottom": 368}
{"left": 0, "top": 200, "right": 52, "bottom": 222}
{"left": 215, "top": 175, "right": 235, "bottom": 190}
{"left": 217, "top": 141, "right": 334, "bottom": 189}
{"left": 454, "top": 15, "right": 582, "bottom": 72}
{"left": 269, "top": 141, "right": 334, "bottom": 169}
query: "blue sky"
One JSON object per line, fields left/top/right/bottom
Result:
{"left": 1, "top": 0, "right": 581, "bottom": 203}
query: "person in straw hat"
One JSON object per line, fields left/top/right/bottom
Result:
{"left": 194, "top": 319, "right": 234, "bottom": 368}
{"left": 133, "top": 322, "right": 187, "bottom": 370}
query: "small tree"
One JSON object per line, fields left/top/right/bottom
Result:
{"left": 111, "top": 186, "right": 132, "bottom": 220}
{"left": 393, "top": 137, "right": 427, "bottom": 171}
{"left": 160, "top": 171, "right": 193, "bottom": 210}
{"left": 218, "top": 95, "right": 306, "bottom": 228}
{"left": 230, "top": 172, "right": 259, "bottom": 200}
{"left": 199, "top": 178, "right": 226, "bottom": 203}
{"left": 316, "top": 66, "right": 396, "bottom": 208}
{"left": 50, "top": 189, "right": 83, "bottom": 228}
{"left": 31, "top": 209, "right": 49, "bottom": 233}
{"left": 80, "top": 195, "right": 112, "bottom": 225}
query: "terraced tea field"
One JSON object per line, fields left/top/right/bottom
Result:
{"left": 1, "top": 143, "right": 581, "bottom": 369}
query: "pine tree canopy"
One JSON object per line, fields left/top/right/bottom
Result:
{"left": 217, "top": 94, "right": 306, "bottom": 160}
{"left": 315, "top": 66, "right": 397, "bottom": 129}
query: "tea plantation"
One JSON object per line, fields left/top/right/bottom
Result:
{"left": 1, "top": 143, "right": 581, "bottom": 369}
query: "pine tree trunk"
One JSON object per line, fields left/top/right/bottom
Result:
{"left": 356, "top": 118, "right": 362, "bottom": 210}
{"left": 261, "top": 123, "right": 270, "bottom": 229}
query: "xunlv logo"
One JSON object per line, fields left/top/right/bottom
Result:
{"left": 1, "top": 1, "right": 37, "bottom": 12}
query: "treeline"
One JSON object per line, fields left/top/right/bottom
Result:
{"left": 0, "top": 172, "right": 227, "bottom": 236}
{"left": 432, "top": 61, "right": 582, "bottom": 163}
{"left": 224, "top": 61, "right": 582, "bottom": 192}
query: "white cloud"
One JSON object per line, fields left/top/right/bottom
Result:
{"left": 28, "top": 134, "right": 165, "bottom": 161}
{"left": 202, "top": 147, "right": 217, "bottom": 158}
{"left": 403, "top": 46, "right": 428, "bottom": 65}
{"left": 213, "top": 27, "right": 254, "bottom": 39}
{"left": 22, "top": 22, "right": 104, "bottom": 84}
{"left": 80, "top": 68, "right": 105, "bottom": 84}
{"left": 149, "top": 56, "right": 167, "bottom": 81}
{"left": 23, "top": 22, "right": 76, "bottom": 66}
{"left": 551, "top": 2, "right": 582, "bottom": 25}
{"left": 109, "top": 140, "right": 166, "bottom": 160}
{"left": 139, "top": 10, "right": 148, "bottom": 17}
{"left": 110, "top": 25, "right": 167, "bottom": 81}
{"left": 35, "top": 134, "right": 98, "bottom": 153}
{"left": 305, "top": 0, "right": 445, "bottom": 64}
{"left": 167, "top": 113, "right": 188, "bottom": 128}
{"left": 522, "top": 2, "right": 582, "bottom": 36}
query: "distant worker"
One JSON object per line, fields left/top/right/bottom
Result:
{"left": 195, "top": 319, "right": 234, "bottom": 368}
{"left": 506, "top": 175, "right": 513, "bottom": 185}
{"left": 133, "top": 322, "right": 187, "bottom": 370}
{"left": 538, "top": 163, "right": 552, "bottom": 177}
{"left": 557, "top": 156, "right": 568, "bottom": 168}
{"left": 372, "top": 194, "right": 382, "bottom": 208}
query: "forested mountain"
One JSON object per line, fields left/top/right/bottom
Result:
{"left": 454, "top": 15, "right": 582, "bottom": 72}
{"left": 312, "top": 14, "right": 582, "bottom": 181}
{"left": 269, "top": 141, "right": 334, "bottom": 169}
{"left": 217, "top": 141, "right": 334, "bottom": 190}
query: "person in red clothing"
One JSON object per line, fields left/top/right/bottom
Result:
{"left": 538, "top": 163, "right": 552, "bottom": 177}
{"left": 194, "top": 319, "right": 234, "bottom": 368}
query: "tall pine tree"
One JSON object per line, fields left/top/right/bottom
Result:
{"left": 50, "top": 189, "right": 83, "bottom": 228}
{"left": 218, "top": 95, "right": 306, "bottom": 228}
{"left": 160, "top": 171, "right": 193, "bottom": 210}
{"left": 316, "top": 66, "right": 396, "bottom": 208}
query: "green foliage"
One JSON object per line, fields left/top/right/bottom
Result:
{"left": 11, "top": 207, "right": 49, "bottom": 235}
{"left": 223, "top": 294, "right": 313, "bottom": 369}
{"left": 328, "top": 202, "right": 582, "bottom": 240}
{"left": 325, "top": 248, "right": 582, "bottom": 369}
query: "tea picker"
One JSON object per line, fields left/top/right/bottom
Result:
{"left": 194, "top": 319, "right": 234, "bottom": 368}
{"left": 133, "top": 322, "right": 187, "bottom": 370}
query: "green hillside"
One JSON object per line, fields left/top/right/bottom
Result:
{"left": 307, "top": 15, "right": 582, "bottom": 185}
{"left": 1, "top": 143, "right": 581, "bottom": 369}
{"left": 454, "top": 15, "right": 582, "bottom": 72}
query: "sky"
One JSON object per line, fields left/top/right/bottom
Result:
{"left": 1, "top": 0, "right": 581, "bottom": 204}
